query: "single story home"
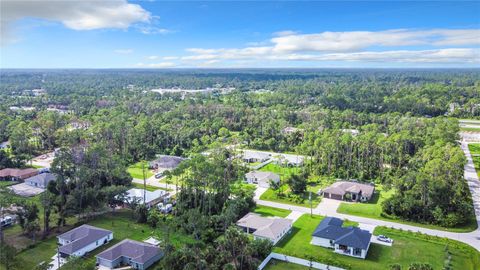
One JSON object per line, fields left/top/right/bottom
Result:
{"left": 282, "top": 127, "right": 303, "bottom": 135}
{"left": 24, "top": 173, "right": 56, "bottom": 189}
{"left": 0, "top": 168, "right": 38, "bottom": 181}
{"left": 236, "top": 213, "right": 292, "bottom": 245}
{"left": 322, "top": 181, "right": 375, "bottom": 202}
{"left": 311, "top": 217, "right": 371, "bottom": 259}
{"left": 273, "top": 153, "right": 305, "bottom": 167}
{"left": 96, "top": 239, "right": 164, "bottom": 270}
{"left": 149, "top": 155, "right": 185, "bottom": 170}
{"left": 123, "top": 188, "right": 169, "bottom": 208}
{"left": 341, "top": 129, "right": 360, "bottom": 136}
{"left": 57, "top": 225, "right": 113, "bottom": 261}
{"left": 241, "top": 150, "right": 271, "bottom": 163}
{"left": 245, "top": 171, "right": 280, "bottom": 188}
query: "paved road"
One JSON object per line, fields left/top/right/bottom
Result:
{"left": 254, "top": 141, "right": 480, "bottom": 251}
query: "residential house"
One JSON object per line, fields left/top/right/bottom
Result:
{"left": 0, "top": 168, "right": 38, "bottom": 181}
{"left": 245, "top": 171, "right": 280, "bottom": 188}
{"left": 282, "top": 127, "right": 304, "bottom": 135}
{"left": 96, "top": 239, "right": 164, "bottom": 270}
{"left": 123, "top": 188, "right": 169, "bottom": 208}
{"left": 236, "top": 213, "right": 292, "bottom": 245}
{"left": 322, "top": 181, "right": 375, "bottom": 202}
{"left": 0, "top": 141, "right": 10, "bottom": 150}
{"left": 311, "top": 217, "right": 371, "bottom": 259}
{"left": 57, "top": 225, "right": 113, "bottom": 261}
{"left": 242, "top": 150, "right": 271, "bottom": 163}
{"left": 273, "top": 153, "right": 305, "bottom": 167}
{"left": 24, "top": 173, "right": 56, "bottom": 189}
{"left": 149, "top": 155, "right": 185, "bottom": 170}
{"left": 341, "top": 129, "right": 360, "bottom": 136}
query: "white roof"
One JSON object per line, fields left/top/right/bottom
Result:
{"left": 124, "top": 188, "right": 167, "bottom": 205}
{"left": 245, "top": 171, "right": 280, "bottom": 183}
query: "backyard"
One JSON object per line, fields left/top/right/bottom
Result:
{"left": 10, "top": 210, "right": 196, "bottom": 269}
{"left": 264, "top": 259, "right": 310, "bottom": 270}
{"left": 336, "top": 185, "right": 478, "bottom": 233}
{"left": 273, "top": 214, "right": 480, "bottom": 270}
{"left": 127, "top": 161, "right": 154, "bottom": 179}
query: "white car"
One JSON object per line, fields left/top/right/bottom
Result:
{"left": 377, "top": 235, "right": 393, "bottom": 243}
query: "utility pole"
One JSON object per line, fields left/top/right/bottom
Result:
{"left": 309, "top": 191, "right": 312, "bottom": 217}
{"left": 142, "top": 160, "right": 146, "bottom": 205}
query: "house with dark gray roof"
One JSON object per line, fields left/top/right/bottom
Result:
{"left": 96, "top": 239, "right": 163, "bottom": 270}
{"left": 149, "top": 155, "right": 185, "bottom": 170}
{"left": 322, "top": 181, "right": 375, "bottom": 202}
{"left": 25, "top": 173, "right": 56, "bottom": 189}
{"left": 57, "top": 225, "right": 113, "bottom": 261}
{"left": 311, "top": 217, "right": 371, "bottom": 259}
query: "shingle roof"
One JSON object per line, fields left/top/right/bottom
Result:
{"left": 0, "top": 168, "right": 38, "bottom": 179}
{"left": 150, "top": 155, "right": 185, "bottom": 169}
{"left": 312, "top": 217, "right": 371, "bottom": 249}
{"left": 57, "top": 225, "right": 112, "bottom": 255}
{"left": 236, "top": 213, "right": 292, "bottom": 241}
{"left": 245, "top": 171, "right": 280, "bottom": 183}
{"left": 242, "top": 150, "right": 271, "bottom": 160}
{"left": 323, "top": 181, "right": 374, "bottom": 198}
{"left": 96, "top": 239, "right": 162, "bottom": 264}
{"left": 25, "top": 173, "right": 56, "bottom": 187}
{"left": 124, "top": 188, "right": 167, "bottom": 205}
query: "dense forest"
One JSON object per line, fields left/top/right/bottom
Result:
{"left": 0, "top": 69, "right": 479, "bottom": 269}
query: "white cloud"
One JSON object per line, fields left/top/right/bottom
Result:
{"left": 136, "top": 25, "right": 171, "bottom": 35}
{"left": 163, "top": 56, "right": 178, "bottom": 60}
{"left": 147, "top": 55, "right": 159, "bottom": 60}
{"left": 1, "top": 0, "right": 151, "bottom": 44}
{"left": 114, "top": 49, "right": 133, "bottom": 54}
{"left": 273, "top": 30, "right": 298, "bottom": 37}
{"left": 136, "top": 62, "right": 176, "bottom": 68}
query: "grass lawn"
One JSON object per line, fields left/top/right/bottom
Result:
{"left": 461, "top": 127, "right": 480, "bottom": 132}
{"left": 337, "top": 186, "right": 478, "bottom": 233}
{"left": 0, "top": 181, "right": 17, "bottom": 187}
{"left": 469, "top": 143, "right": 480, "bottom": 155}
{"left": 253, "top": 205, "right": 292, "bottom": 218}
{"left": 259, "top": 163, "right": 302, "bottom": 181}
{"left": 274, "top": 214, "right": 480, "bottom": 270}
{"left": 260, "top": 185, "right": 321, "bottom": 208}
{"left": 127, "top": 161, "right": 154, "bottom": 179}
{"left": 11, "top": 210, "right": 196, "bottom": 269}
{"left": 264, "top": 259, "right": 310, "bottom": 270}
{"left": 131, "top": 182, "right": 171, "bottom": 191}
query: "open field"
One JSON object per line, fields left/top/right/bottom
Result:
{"left": 264, "top": 259, "right": 310, "bottom": 270}
{"left": 253, "top": 205, "right": 292, "bottom": 218}
{"left": 259, "top": 163, "right": 302, "bottom": 180}
{"left": 337, "top": 185, "right": 478, "bottom": 233}
{"left": 10, "top": 210, "right": 196, "bottom": 269}
{"left": 127, "top": 161, "right": 154, "bottom": 179}
{"left": 273, "top": 214, "right": 480, "bottom": 270}
{"left": 260, "top": 185, "right": 321, "bottom": 208}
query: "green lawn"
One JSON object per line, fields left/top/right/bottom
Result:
{"left": 259, "top": 163, "right": 302, "bottom": 181}
{"left": 469, "top": 143, "right": 480, "bottom": 155}
{"left": 11, "top": 210, "right": 196, "bottom": 269}
{"left": 253, "top": 205, "right": 292, "bottom": 218}
{"left": 260, "top": 185, "right": 321, "bottom": 208}
{"left": 131, "top": 182, "right": 171, "bottom": 191}
{"left": 127, "top": 161, "right": 154, "bottom": 179}
{"left": 264, "top": 259, "right": 310, "bottom": 270}
{"left": 461, "top": 127, "right": 480, "bottom": 132}
{"left": 337, "top": 186, "right": 478, "bottom": 233}
{"left": 274, "top": 214, "right": 480, "bottom": 270}
{"left": 0, "top": 181, "right": 17, "bottom": 187}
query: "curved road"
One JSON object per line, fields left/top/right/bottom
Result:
{"left": 255, "top": 141, "right": 480, "bottom": 251}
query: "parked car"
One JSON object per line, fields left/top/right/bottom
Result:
{"left": 0, "top": 216, "right": 14, "bottom": 227}
{"left": 157, "top": 203, "right": 173, "bottom": 214}
{"left": 38, "top": 167, "right": 50, "bottom": 174}
{"left": 154, "top": 172, "right": 163, "bottom": 179}
{"left": 377, "top": 235, "right": 393, "bottom": 243}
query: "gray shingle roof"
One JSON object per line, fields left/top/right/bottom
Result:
{"left": 312, "top": 217, "right": 371, "bottom": 249}
{"left": 323, "top": 181, "right": 374, "bottom": 198}
{"left": 58, "top": 225, "right": 112, "bottom": 255}
{"left": 25, "top": 173, "right": 56, "bottom": 187}
{"left": 96, "top": 239, "right": 162, "bottom": 264}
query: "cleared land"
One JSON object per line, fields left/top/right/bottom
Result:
{"left": 127, "top": 161, "right": 154, "bottom": 179}
{"left": 337, "top": 185, "right": 478, "bottom": 233}
{"left": 264, "top": 259, "right": 309, "bottom": 270}
{"left": 253, "top": 205, "right": 292, "bottom": 218}
{"left": 11, "top": 210, "right": 195, "bottom": 269}
{"left": 273, "top": 214, "right": 480, "bottom": 270}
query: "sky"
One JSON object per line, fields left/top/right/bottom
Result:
{"left": 0, "top": 0, "right": 479, "bottom": 68}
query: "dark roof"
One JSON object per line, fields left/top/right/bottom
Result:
{"left": 57, "top": 225, "right": 112, "bottom": 255}
{"left": 96, "top": 239, "right": 162, "bottom": 264}
{"left": 150, "top": 155, "right": 185, "bottom": 169}
{"left": 25, "top": 173, "right": 56, "bottom": 186}
{"left": 335, "top": 227, "right": 372, "bottom": 250}
{"left": 312, "top": 217, "right": 371, "bottom": 249}
{"left": 323, "top": 181, "right": 375, "bottom": 198}
{"left": 0, "top": 168, "right": 38, "bottom": 179}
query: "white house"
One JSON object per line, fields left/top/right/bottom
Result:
{"left": 245, "top": 171, "right": 280, "bottom": 188}
{"left": 236, "top": 213, "right": 292, "bottom": 245}
{"left": 57, "top": 225, "right": 113, "bottom": 262}
{"left": 123, "top": 188, "right": 169, "bottom": 208}
{"left": 241, "top": 150, "right": 271, "bottom": 163}
{"left": 311, "top": 217, "right": 371, "bottom": 259}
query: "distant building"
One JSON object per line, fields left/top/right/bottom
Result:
{"left": 149, "top": 155, "right": 185, "bottom": 170}
{"left": 96, "top": 239, "right": 164, "bottom": 270}
{"left": 236, "top": 213, "right": 292, "bottom": 245}
{"left": 24, "top": 173, "right": 56, "bottom": 189}
{"left": 282, "top": 127, "right": 303, "bottom": 135}
{"left": 123, "top": 188, "right": 170, "bottom": 208}
{"left": 273, "top": 153, "right": 305, "bottom": 167}
{"left": 322, "top": 181, "right": 375, "bottom": 202}
{"left": 341, "top": 129, "right": 360, "bottom": 136}
{"left": 245, "top": 171, "right": 280, "bottom": 188}
{"left": 57, "top": 225, "right": 113, "bottom": 262}
{"left": 0, "top": 141, "right": 10, "bottom": 150}
{"left": 311, "top": 217, "right": 371, "bottom": 259}
{"left": 241, "top": 150, "right": 271, "bottom": 163}
{"left": 0, "top": 168, "right": 38, "bottom": 181}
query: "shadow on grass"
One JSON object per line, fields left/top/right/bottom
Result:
{"left": 275, "top": 227, "right": 300, "bottom": 248}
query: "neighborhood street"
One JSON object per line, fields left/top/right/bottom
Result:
{"left": 254, "top": 141, "right": 480, "bottom": 251}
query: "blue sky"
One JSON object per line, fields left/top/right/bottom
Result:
{"left": 1, "top": 1, "right": 479, "bottom": 68}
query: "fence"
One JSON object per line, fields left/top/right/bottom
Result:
{"left": 257, "top": 252, "right": 345, "bottom": 270}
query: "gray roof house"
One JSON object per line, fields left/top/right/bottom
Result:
{"left": 149, "top": 155, "right": 185, "bottom": 170}
{"left": 96, "top": 239, "right": 164, "bottom": 270}
{"left": 57, "top": 225, "right": 113, "bottom": 259}
{"left": 322, "top": 181, "right": 375, "bottom": 202}
{"left": 245, "top": 171, "right": 280, "bottom": 188}
{"left": 236, "top": 213, "right": 292, "bottom": 245}
{"left": 311, "top": 217, "right": 371, "bottom": 259}
{"left": 25, "top": 173, "right": 56, "bottom": 189}
{"left": 241, "top": 150, "right": 271, "bottom": 163}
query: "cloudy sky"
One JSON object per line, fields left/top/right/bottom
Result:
{"left": 1, "top": 0, "right": 479, "bottom": 68}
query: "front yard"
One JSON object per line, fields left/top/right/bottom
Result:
{"left": 127, "top": 161, "right": 154, "bottom": 179}
{"left": 253, "top": 205, "right": 292, "bottom": 218}
{"left": 260, "top": 185, "right": 322, "bottom": 208}
{"left": 337, "top": 185, "right": 478, "bottom": 233}
{"left": 273, "top": 214, "right": 480, "bottom": 270}
{"left": 264, "top": 259, "right": 310, "bottom": 270}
